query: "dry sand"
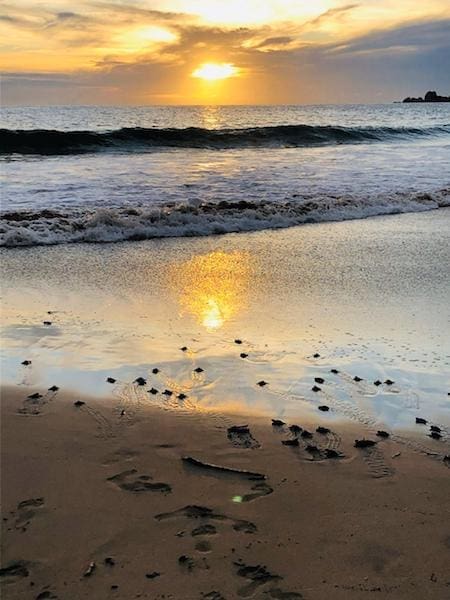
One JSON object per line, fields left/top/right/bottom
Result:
{"left": 1, "top": 385, "right": 449, "bottom": 600}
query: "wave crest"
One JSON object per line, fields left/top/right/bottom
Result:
{"left": 1, "top": 124, "right": 449, "bottom": 154}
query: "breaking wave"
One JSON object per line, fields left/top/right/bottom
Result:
{"left": 1, "top": 189, "right": 449, "bottom": 247}
{"left": 1, "top": 124, "right": 450, "bottom": 154}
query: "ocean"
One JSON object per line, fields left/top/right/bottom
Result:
{"left": 1, "top": 104, "right": 449, "bottom": 246}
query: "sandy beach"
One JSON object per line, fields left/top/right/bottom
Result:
{"left": 1, "top": 210, "right": 450, "bottom": 599}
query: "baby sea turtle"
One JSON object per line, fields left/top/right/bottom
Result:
{"left": 282, "top": 438, "right": 299, "bottom": 447}
{"left": 316, "top": 426, "right": 330, "bottom": 434}
{"left": 353, "top": 376, "right": 363, "bottom": 382}
{"left": 289, "top": 424, "right": 302, "bottom": 434}
{"left": 430, "top": 425, "right": 441, "bottom": 433}
{"left": 305, "top": 444, "right": 319, "bottom": 454}
{"left": 415, "top": 417, "right": 427, "bottom": 425}
{"left": 313, "top": 353, "right": 320, "bottom": 358}
{"left": 177, "top": 393, "right": 187, "bottom": 400}
{"left": 376, "top": 430, "right": 390, "bottom": 438}
{"left": 374, "top": 380, "right": 382, "bottom": 386}
{"left": 104, "top": 557, "right": 115, "bottom": 567}
{"left": 330, "top": 369, "right": 339, "bottom": 374}
{"left": 240, "top": 353, "right": 248, "bottom": 358}
{"left": 429, "top": 431, "right": 442, "bottom": 440}
{"left": 257, "top": 380, "right": 268, "bottom": 387}
{"left": 43, "top": 321, "right": 52, "bottom": 326}
{"left": 180, "top": 346, "right": 188, "bottom": 352}
{"left": 163, "top": 389, "right": 173, "bottom": 396}
{"left": 318, "top": 405, "right": 329, "bottom": 412}
{"left": 301, "top": 430, "right": 313, "bottom": 439}
{"left": 325, "top": 449, "right": 340, "bottom": 459}
{"left": 384, "top": 379, "right": 394, "bottom": 385}
{"left": 234, "top": 339, "right": 242, "bottom": 344}
{"left": 354, "top": 439, "right": 376, "bottom": 448}
{"left": 152, "top": 368, "right": 160, "bottom": 374}
{"left": 148, "top": 388, "right": 159, "bottom": 395}
{"left": 21, "top": 360, "right": 32, "bottom": 366}
{"left": 106, "top": 377, "right": 116, "bottom": 384}
{"left": 27, "top": 392, "right": 42, "bottom": 400}
{"left": 314, "top": 377, "right": 325, "bottom": 384}
{"left": 272, "top": 419, "right": 285, "bottom": 427}
{"left": 48, "top": 385, "right": 59, "bottom": 392}
{"left": 312, "top": 385, "right": 321, "bottom": 393}
{"left": 135, "top": 377, "right": 146, "bottom": 386}
{"left": 74, "top": 400, "right": 85, "bottom": 407}
{"left": 194, "top": 367, "right": 204, "bottom": 373}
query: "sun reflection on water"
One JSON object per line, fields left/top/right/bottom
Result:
{"left": 170, "top": 250, "right": 252, "bottom": 330}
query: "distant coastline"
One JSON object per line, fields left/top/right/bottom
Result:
{"left": 402, "top": 90, "right": 450, "bottom": 103}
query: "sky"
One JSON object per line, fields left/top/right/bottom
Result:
{"left": 1, "top": 0, "right": 450, "bottom": 105}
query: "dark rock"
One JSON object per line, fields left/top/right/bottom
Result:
{"left": 318, "top": 405, "right": 329, "bottom": 412}
{"left": 312, "top": 385, "right": 321, "bottom": 392}
{"left": 194, "top": 367, "right": 204, "bottom": 373}
{"left": 376, "top": 430, "right": 390, "bottom": 438}
{"left": 403, "top": 91, "right": 450, "bottom": 103}
{"left": 48, "top": 385, "right": 59, "bottom": 392}
{"left": 148, "top": 388, "right": 158, "bottom": 395}
{"left": 106, "top": 377, "right": 116, "bottom": 383}
{"left": 416, "top": 417, "right": 427, "bottom": 425}
{"left": 429, "top": 431, "right": 442, "bottom": 440}
{"left": 272, "top": 419, "right": 285, "bottom": 427}
{"left": 281, "top": 438, "right": 299, "bottom": 447}
{"left": 135, "top": 377, "right": 146, "bottom": 386}
{"left": 74, "top": 400, "right": 85, "bottom": 407}
{"left": 21, "top": 360, "right": 32, "bottom": 366}
{"left": 301, "top": 430, "right": 312, "bottom": 439}
{"left": 315, "top": 377, "right": 325, "bottom": 384}
{"left": 257, "top": 380, "right": 268, "bottom": 387}
{"left": 354, "top": 439, "right": 376, "bottom": 448}
{"left": 316, "top": 426, "right": 330, "bottom": 434}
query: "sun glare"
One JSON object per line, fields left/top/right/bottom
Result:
{"left": 192, "top": 63, "right": 239, "bottom": 81}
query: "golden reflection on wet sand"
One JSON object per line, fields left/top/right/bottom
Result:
{"left": 170, "top": 250, "right": 253, "bottom": 330}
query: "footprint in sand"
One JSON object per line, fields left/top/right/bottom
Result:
{"left": 155, "top": 505, "right": 257, "bottom": 535}
{"left": 107, "top": 469, "right": 171, "bottom": 493}
{"left": 360, "top": 446, "right": 395, "bottom": 479}
{"left": 233, "top": 560, "right": 304, "bottom": 599}
{"left": 17, "top": 389, "right": 58, "bottom": 416}
{"left": 13, "top": 497, "right": 45, "bottom": 531}
{"left": 0, "top": 560, "right": 31, "bottom": 581}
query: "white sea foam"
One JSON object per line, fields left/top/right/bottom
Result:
{"left": 2, "top": 189, "right": 449, "bottom": 247}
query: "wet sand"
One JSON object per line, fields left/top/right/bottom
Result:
{"left": 1, "top": 210, "right": 450, "bottom": 598}
{"left": 2, "top": 386, "right": 450, "bottom": 600}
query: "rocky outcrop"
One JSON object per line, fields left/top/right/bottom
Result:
{"left": 403, "top": 90, "right": 450, "bottom": 103}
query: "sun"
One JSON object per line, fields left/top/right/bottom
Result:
{"left": 192, "top": 63, "right": 240, "bottom": 81}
